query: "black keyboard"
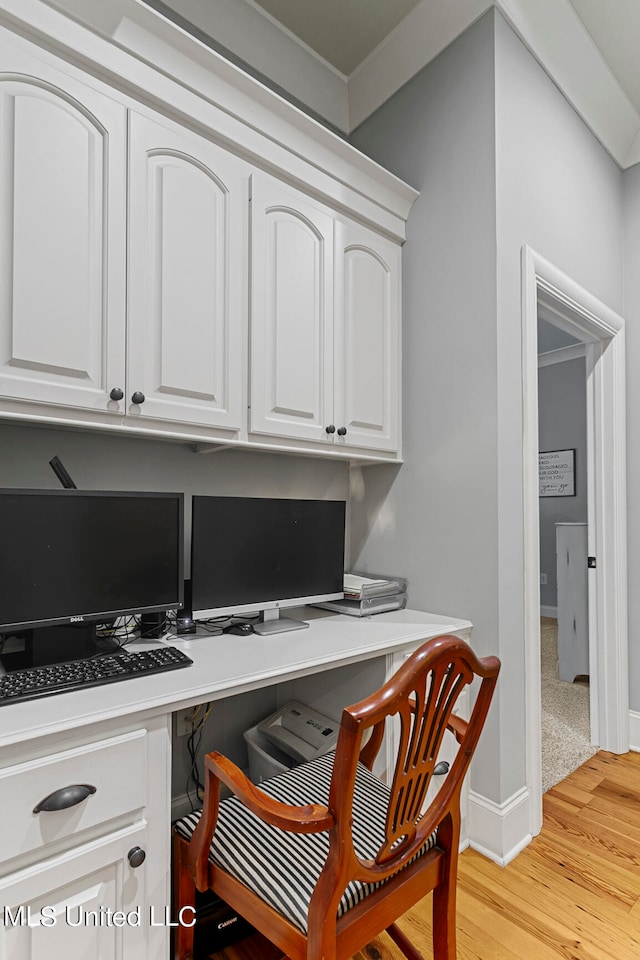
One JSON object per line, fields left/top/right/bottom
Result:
{"left": 0, "top": 645, "right": 193, "bottom": 706}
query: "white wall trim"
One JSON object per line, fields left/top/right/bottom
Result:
{"left": 467, "top": 786, "right": 532, "bottom": 866}
{"left": 347, "top": 0, "right": 491, "bottom": 132}
{"left": 540, "top": 605, "right": 557, "bottom": 619}
{"left": 538, "top": 343, "right": 586, "bottom": 367}
{"left": 496, "top": 0, "right": 640, "bottom": 169}
{"left": 522, "top": 246, "right": 629, "bottom": 841}
{"left": 630, "top": 711, "right": 640, "bottom": 752}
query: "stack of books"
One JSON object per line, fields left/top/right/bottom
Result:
{"left": 313, "top": 572, "right": 408, "bottom": 617}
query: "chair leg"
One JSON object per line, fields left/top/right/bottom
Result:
{"left": 172, "top": 832, "right": 197, "bottom": 960}
{"left": 431, "top": 813, "right": 459, "bottom": 960}
{"left": 386, "top": 922, "right": 427, "bottom": 960}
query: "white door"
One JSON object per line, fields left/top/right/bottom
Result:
{"left": 0, "top": 39, "right": 126, "bottom": 413}
{"left": 249, "top": 173, "right": 334, "bottom": 443}
{"left": 127, "top": 111, "right": 246, "bottom": 430}
{"left": 334, "top": 220, "right": 400, "bottom": 452}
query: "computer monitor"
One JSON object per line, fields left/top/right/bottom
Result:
{"left": 0, "top": 489, "right": 184, "bottom": 667}
{"left": 190, "top": 496, "right": 345, "bottom": 635}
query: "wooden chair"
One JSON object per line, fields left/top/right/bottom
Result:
{"left": 173, "top": 634, "right": 500, "bottom": 960}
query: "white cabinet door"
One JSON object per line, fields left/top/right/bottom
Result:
{"left": 556, "top": 522, "right": 589, "bottom": 682}
{"left": 0, "top": 38, "right": 126, "bottom": 413}
{"left": 334, "top": 221, "right": 401, "bottom": 453}
{"left": 0, "top": 824, "right": 150, "bottom": 960}
{"left": 127, "top": 111, "right": 246, "bottom": 430}
{"left": 250, "top": 176, "right": 402, "bottom": 455}
{"left": 250, "top": 174, "right": 334, "bottom": 443}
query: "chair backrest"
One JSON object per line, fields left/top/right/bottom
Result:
{"left": 325, "top": 634, "right": 500, "bottom": 886}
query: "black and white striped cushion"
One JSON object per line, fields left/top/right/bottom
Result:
{"left": 175, "top": 752, "right": 437, "bottom": 934}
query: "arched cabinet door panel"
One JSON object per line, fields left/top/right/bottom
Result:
{"left": 249, "top": 173, "right": 334, "bottom": 443}
{"left": 0, "top": 48, "right": 126, "bottom": 412}
{"left": 334, "top": 220, "right": 401, "bottom": 453}
{"left": 127, "top": 111, "right": 246, "bottom": 430}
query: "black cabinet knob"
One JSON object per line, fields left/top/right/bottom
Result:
{"left": 325, "top": 424, "right": 336, "bottom": 434}
{"left": 337, "top": 426, "right": 347, "bottom": 436}
{"left": 109, "top": 387, "right": 124, "bottom": 401}
{"left": 127, "top": 846, "right": 146, "bottom": 868}
{"left": 131, "top": 391, "right": 146, "bottom": 405}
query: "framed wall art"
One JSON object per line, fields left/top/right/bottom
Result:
{"left": 539, "top": 449, "right": 576, "bottom": 497}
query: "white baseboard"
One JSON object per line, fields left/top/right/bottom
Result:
{"left": 629, "top": 710, "right": 640, "bottom": 751}
{"left": 466, "top": 786, "right": 532, "bottom": 866}
{"left": 540, "top": 605, "right": 557, "bottom": 618}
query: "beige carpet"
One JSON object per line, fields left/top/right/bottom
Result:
{"left": 540, "top": 616, "right": 596, "bottom": 793}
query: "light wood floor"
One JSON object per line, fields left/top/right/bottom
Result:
{"left": 204, "top": 750, "right": 640, "bottom": 960}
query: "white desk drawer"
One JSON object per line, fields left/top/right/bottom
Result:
{"left": 0, "top": 729, "right": 147, "bottom": 867}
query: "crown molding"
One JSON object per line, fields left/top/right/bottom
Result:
{"left": 347, "top": 0, "right": 640, "bottom": 168}
{"left": 347, "top": 0, "right": 491, "bottom": 132}
{"left": 496, "top": 0, "right": 640, "bottom": 169}
{"left": 140, "top": 0, "right": 350, "bottom": 132}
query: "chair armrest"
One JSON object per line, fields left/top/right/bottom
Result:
{"left": 206, "top": 751, "right": 335, "bottom": 834}
{"left": 447, "top": 715, "right": 468, "bottom": 743}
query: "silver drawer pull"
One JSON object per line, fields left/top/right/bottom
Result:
{"left": 33, "top": 783, "right": 97, "bottom": 814}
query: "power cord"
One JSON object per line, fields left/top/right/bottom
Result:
{"left": 185, "top": 702, "right": 215, "bottom": 810}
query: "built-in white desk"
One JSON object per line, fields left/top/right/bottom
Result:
{"left": 0, "top": 608, "right": 471, "bottom": 960}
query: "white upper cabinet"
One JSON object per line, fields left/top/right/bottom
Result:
{"left": 0, "top": 42, "right": 126, "bottom": 412}
{"left": 250, "top": 174, "right": 334, "bottom": 443}
{"left": 127, "top": 111, "right": 246, "bottom": 430}
{"left": 250, "top": 174, "right": 402, "bottom": 454}
{"left": 334, "top": 220, "right": 401, "bottom": 453}
{"left": 0, "top": 3, "right": 417, "bottom": 460}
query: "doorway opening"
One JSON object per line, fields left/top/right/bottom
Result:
{"left": 522, "top": 246, "right": 628, "bottom": 838}
{"left": 537, "top": 317, "right": 595, "bottom": 791}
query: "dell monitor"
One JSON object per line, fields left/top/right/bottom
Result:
{"left": 0, "top": 489, "right": 184, "bottom": 668}
{"left": 190, "top": 496, "right": 345, "bottom": 635}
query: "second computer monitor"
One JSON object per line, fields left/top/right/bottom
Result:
{"left": 190, "top": 496, "right": 345, "bottom": 632}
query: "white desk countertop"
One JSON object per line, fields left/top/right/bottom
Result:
{"left": 0, "top": 607, "right": 472, "bottom": 750}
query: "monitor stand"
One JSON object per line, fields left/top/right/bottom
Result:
{"left": 253, "top": 610, "right": 309, "bottom": 636}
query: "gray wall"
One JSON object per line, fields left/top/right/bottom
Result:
{"left": 538, "top": 357, "right": 588, "bottom": 609}
{"left": 351, "top": 11, "right": 501, "bottom": 799}
{"left": 351, "top": 9, "right": 624, "bottom": 804}
{"left": 623, "top": 164, "right": 640, "bottom": 711}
